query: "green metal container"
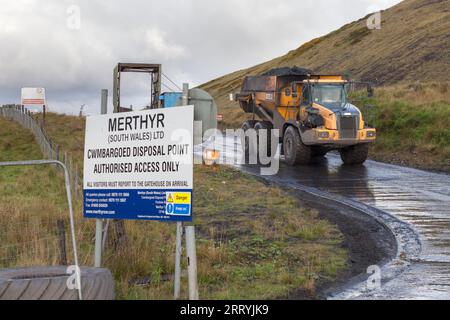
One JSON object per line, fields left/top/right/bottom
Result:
{"left": 175, "top": 88, "right": 217, "bottom": 143}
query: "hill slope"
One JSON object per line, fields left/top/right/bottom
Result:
{"left": 201, "top": 0, "right": 450, "bottom": 127}
{"left": 200, "top": 0, "right": 450, "bottom": 171}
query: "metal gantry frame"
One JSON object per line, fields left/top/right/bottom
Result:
{"left": 113, "top": 63, "right": 162, "bottom": 112}
{"left": 0, "top": 159, "right": 82, "bottom": 300}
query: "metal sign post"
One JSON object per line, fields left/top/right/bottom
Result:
{"left": 186, "top": 226, "right": 199, "bottom": 300}
{"left": 173, "top": 83, "right": 198, "bottom": 300}
{"left": 173, "top": 83, "right": 190, "bottom": 299}
{"left": 94, "top": 89, "right": 108, "bottom": 268}
{"left": 174, "top": 222, "right": 183, "bottom": 299}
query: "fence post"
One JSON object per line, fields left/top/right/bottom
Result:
{"left": 43, "top": 105, "right": 46, "bottom": 126}
{"left": 57, "top": 219, "right": 68, "bottom": 265}
{"left": 56, "top": 145, "right": 60, "bottom": 161}
{"left": 49, "top": 139, "right": 53, "bottom": 159}
{"left": 68, "top": 156, "right": 73, "bottom": 191}
{"left": 74, "top": 165, "right": 79, "bottom": 199}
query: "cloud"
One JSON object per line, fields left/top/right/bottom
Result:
{"left": 0, "top": 0, "right": 402, "bottom": 114}
{"left": 145, "top": 29, "right": 188, "bottom": 60}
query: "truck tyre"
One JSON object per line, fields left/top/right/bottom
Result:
{"left": 312, "top": 147, "right": 328, "bottom": 158}
{"left": 339, "top": 143, "right": 370, "bottom": 165}
{"left": 240, "top": 100, "right": 256, "bottom": 113}
{"left": 241, "top": 120, "right": 258, "bottom": 164}
{"left": 0, "top": 266, "right": 115, "bottom": 300}
{"left": 254, "top": 121, "right": 274, "bottom": 159}
{"left": 283, "top": 126, "right": 311, "bottom": 165}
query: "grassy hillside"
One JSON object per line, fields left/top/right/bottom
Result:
{"left": 200, "top": 0, "right": 450, "bottom": 171}
{"left": 352, "top": 82, "right": 450, "bottom": 172}
{"left": 202, "top": 0, "right": 450, "bottom": 95}
{"left": 201, "top": 0, "right": 450, "bottom": 127}
{"left": 0, "top": 114, "right": 347, "bottom": 299}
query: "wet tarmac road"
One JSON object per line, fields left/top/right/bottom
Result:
{"left": 199, "top": 135, "right": 450, "bottom": 299}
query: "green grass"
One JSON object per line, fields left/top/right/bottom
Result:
{"left": 32, "top": 112, "right": 85, "bottom": 169}
{"left": 350, "top": 82, "right": 450, "bottom": 171}
{"left": 0, "top": 118, "right": 70, "bottom": 267}
{"left": 0, "top": 114, "right": 347, "bottom": 299}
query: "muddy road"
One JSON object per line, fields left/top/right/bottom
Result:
{"left": 198, "top": 135, "right": 450, "bottom": 299}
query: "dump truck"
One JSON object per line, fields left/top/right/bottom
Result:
{"left": 234, "top": 67, "right": 376, "bottom": 165}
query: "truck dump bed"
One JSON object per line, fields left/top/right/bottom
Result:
{"left": 235, "top": 67, "right": 312, "bottom": 114}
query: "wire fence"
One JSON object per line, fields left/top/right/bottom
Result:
{"left": 0, "top": 104, "right": 85, "bottom": 268}
{"left": 0, "top": 222, "right": 94, "bottom": 269}
{"left": 0, "top": 104, "right": 82, "bottom": 199}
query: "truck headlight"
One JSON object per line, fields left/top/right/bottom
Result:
{"left": 203, "top": 149, "right": 220, "bottom": 166}
{"left": 366, "top": 131, "right": 376, "bottom": 138}
{"left": 318, "top": 131, "right": 330, "bottom": 139}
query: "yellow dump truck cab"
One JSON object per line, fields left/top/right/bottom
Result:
{"left": 235, "top": 67, "right": 376, "bottom": 165}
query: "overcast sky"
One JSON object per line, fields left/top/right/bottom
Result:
{"left": 0, "top": 0, "right": 402, "bottom": 114}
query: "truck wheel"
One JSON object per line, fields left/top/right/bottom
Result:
{"left": 339, "top": 144, "right": 370, "bottom": 165}
{"left": 0, "top": 266, "right": 115, "bottom": 300}
{"left": 312, "top": 147, "right": 328, "bottom": 158}
{"left": 254, "top": 121, "right": 274, "bottom": 159}
{"left": 241, "top": 120, "right": 258, "bottom": 164}
{"left": 283, "top": 126, "right": 311, "bottom": 165}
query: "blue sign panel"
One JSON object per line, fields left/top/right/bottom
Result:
{"left": 83, "top": 189, "right": 192, "bottom": 222}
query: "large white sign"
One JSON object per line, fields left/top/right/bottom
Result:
{"left": 21, "top": 87, "right": 46, "bottom": 105}
{"left": 83, "top": 106, "right": 194, "bottom": 221}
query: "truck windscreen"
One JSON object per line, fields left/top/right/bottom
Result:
{"left": 312, "top": 85, "right": 346, "bottom": 105}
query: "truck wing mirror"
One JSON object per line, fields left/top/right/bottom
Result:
{"left": 291, "top": 84, "right": 298, "bottom": 98}
{"left": 285, "top": 88, "right": 291, "bottom": 97}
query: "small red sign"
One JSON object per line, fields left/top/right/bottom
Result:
{"left": 21, "top": 87, "right": 46, "bottom": 106}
